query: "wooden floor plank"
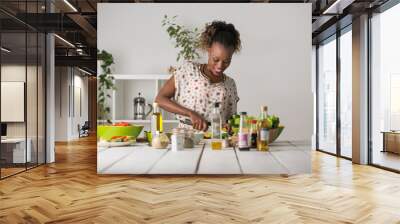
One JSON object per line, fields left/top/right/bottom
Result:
{"left": 0, "top": 136, "right": 399, "bottom": 223}
{"left": 235, "top": 150, "right": 289, "bottom": 174}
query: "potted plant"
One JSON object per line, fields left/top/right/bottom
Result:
{"left": 161, "top": 15, "right": 201, "bottom": 74}
{"left": 97, "top": 49, "right": 116, "bottom": 124}
{"left": 97, "top": 50, "right": 144, "bottom": 142}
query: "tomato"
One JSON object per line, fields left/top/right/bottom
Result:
{"left": 113, "top": 122, "right": 130, "bottom": 126}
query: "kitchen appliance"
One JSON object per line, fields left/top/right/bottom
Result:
{"left": 133, "top": 92, "right": 153, "bottom": 120}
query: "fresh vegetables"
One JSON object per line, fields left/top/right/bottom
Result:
{"left": 107, "top": 123, "right": 135, "bottom": 142}
{"left": 268, "top": 115, "right": 280, "bottom": 129}
{"left": 228, "top": 113, "right": 281, "bottom": 131}
{"left": 113, "top": 122, "right": 130, "bottom": 126}
{"left": 109, "top": 136, "right": 135, "bottom": 142}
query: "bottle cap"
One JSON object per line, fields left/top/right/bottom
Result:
{"left": 153, "top": 102, "right": 159, "bottom": 108}
{"left": 240, "top": 112, "right": 247, "bottom": 115}
{"left": 261, "top": 106, "right": 268, "bottom": 111}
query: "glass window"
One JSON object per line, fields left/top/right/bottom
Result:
{"left": 371, "top": 3, "right": 400, "bottom": 171}
{"left": 340, "top": 28, "right": 352, "bottom": 158}
{"left": 0, "top": 2, "right": 46, "bottom": 179}
{"left": 38, "top": 32, "right": 46, "bottom": 165}
{"left": 1, "top": 31, "right": 28, "bottom": 178}
{"left": 318, "top": 36, "right": 337, "bottom": 154}
{"left": 27, "top": 30, "right": 38, "bottom": 169}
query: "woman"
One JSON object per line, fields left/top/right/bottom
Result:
{"left": 155, "top": 20, "right": 241, "bottom": 131}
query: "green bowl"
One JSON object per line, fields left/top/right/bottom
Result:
{"left": 97, "top": 125, "right": 143, "bottom": 141}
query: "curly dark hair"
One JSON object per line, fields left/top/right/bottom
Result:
{"left": 199, "top": 21, "right": 241, "bottom": 53}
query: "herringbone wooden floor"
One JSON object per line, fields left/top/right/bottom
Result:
{"left": 1, "top": 136, "right": 400, "bottom": 224}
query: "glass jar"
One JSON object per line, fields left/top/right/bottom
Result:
{"left": 171, "top": 128, "right": 184, "bottom": 151}
{"left": 151, "top": 131, "right": 169, "bottom": 149}
{"left": 211, "top": 139, "right": 222, "bottom": 150}
{"left": 183, "top": 129, "right": 194, "bottom": 148}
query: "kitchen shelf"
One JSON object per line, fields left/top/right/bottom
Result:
{"left": 112, "top": 74, "right": 171, "bottom": 80}
{"left": 113, "top": 119, "right": 179, "bottom": 124}
{"left": 110, "top": 74, "right": 177, "bottom": 125}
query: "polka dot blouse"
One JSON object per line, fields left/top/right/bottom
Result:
{"left": 173, "top": 61, "right": 239, "bottom": 128}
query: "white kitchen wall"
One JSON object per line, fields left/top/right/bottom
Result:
{"left": 98, "top": 3, "right": 312, "bottom": 141}
{"left": 115, "top": 80, "right": 156, "bottom": 120}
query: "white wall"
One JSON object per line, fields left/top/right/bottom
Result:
{"left": 72, "top": 73, "right": 89, "bottom": 138}
{"left": 55, "top": 67, "right": 89, "bottom": 141}
{"left": 55, "top": 67, "right": 69, "bottom": 141}
{"left": 98, "top": 3, "right": 312, "bottom": 141}
{"left": 115, "top": 80, "right": 156, "bottom": 120}
{"left": 312, "top": 45, "right": 317, "bottom": 149}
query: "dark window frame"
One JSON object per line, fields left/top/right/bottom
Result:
{"left": 368, "top": 0, "right": 400, "bottom": 173}
{"left": 315, "top": 24, "right": 353, "bottom": 161}
{"left": 0, "top": 0, "right": 47, "bottom": 180}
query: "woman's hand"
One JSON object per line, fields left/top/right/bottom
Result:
{"left": 188, "top": 111, "right": 208, "bottom": 131}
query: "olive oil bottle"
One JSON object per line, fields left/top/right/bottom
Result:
{"left": 256, "top": 106, "right": 270, "bottom": 151}
{"left": 151, "top": 103, "right": 163, "bottom": 136}
{"left": 256, "top": 106, "right": 271, "bottom": 131}
{"left": 257, "top": 128, "right": 269, "bottom": 151}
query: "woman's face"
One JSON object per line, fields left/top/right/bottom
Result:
{"left": 207, "top": 42, "right": 234, "bottom": 77}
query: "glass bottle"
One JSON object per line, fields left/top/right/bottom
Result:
{"left": 211, "top": 102, "right": 221, "bottom": 139}
{"left": 249, "top": 120, "right": 258, "bottom": 148}
{"left": 257, "top": 128, "right": 269, "bottom": 151}
{"left": 238, "top": 112, "right": 250, "bottom": 150}
{"left": 256, "top": 106, "right": 271, "bottom": 132}
{"left": 151, "top": 102, "right": 163, "bottom": 137}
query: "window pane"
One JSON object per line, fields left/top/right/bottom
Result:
{"left": 340, "top": 29, "right": 352, "bottom": 158}
{"left": 318, "top": 37, "right": 337, "bottom": 154}
{"left": 371, "top": 3, "right": 400, "bottom": 171}
{"left": 1, "top": 31, "right": 28, "bottom": 178}
{"left": 27, "top": 31, "right": 38, "bottom": 169}
{"left": 38, "top": 32, "right": 46, "bottom": 165}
